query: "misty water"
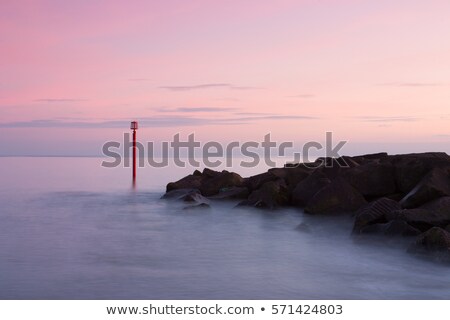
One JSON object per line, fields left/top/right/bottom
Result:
{"left": 0, "top": 157, "right": 449, "bottom": 299}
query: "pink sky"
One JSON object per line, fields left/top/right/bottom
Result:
{"left": 1, "top": 0, "right": 449, "bottom": 156}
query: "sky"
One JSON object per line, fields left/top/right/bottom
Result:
{"left": 1, "top": 0, "right": 450, "bottom": 156}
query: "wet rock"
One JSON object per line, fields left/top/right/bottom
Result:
{"left": 408, "top": 227, "right": 450, "bottom": 262}
{"left": 291, "top": 170, "right": 331, "bottom": 207}
{"left": 383, "top": 220, "right": 421, "bottom": 236}
{"left": 389, "top": 197, "right": 450, "bottom": 231}
{"left": 360, "top": 220, "right": 422, "bottom": 237}
{"left": 239, "top": 179, "right": 289, "bottom": 209}
{"left": 244, "top": 171, "right": 279, "bottom": 192}
{"left": 183, "top": 203, "right": 211, "bottom": 210}
{"left": 161, "top": 188, "right": 201, "bottom": 199}
{"left": 269, "top": 167, "right": 311, "bottom": 191}
{"left": 343, "top": 162, "right": 397, "bottom": 197}
{"left": 352, "top": 152, "right": 389, "bottom": 164}
{"left": 181, "top": 191, "right": 210, "bottom": 204}
{"left": 305, "top": 178, "right": 367, "bottom": 214}
{"left": 353, "top": 198, "right": 401, "bottom": 234}
{"left": 209, "top": 186, "right": 249, "bottom": 200}
{"left": 162, "top": 188, "right": 210, "bottom": 205}
{"left": 393, "top": 153, "right": 450, "bottom": 194}
{"left": 166, "top": 174, "right": 204, "bottom": 192}
{"left": 199, "top": 171, "right": 244, "bottom": 197}
{"left": 400, "top": 167, "right": 450, "bottom": 208}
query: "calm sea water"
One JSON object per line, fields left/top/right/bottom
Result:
{"left": 0, "top": 157, "right": 449, "bottom": 299}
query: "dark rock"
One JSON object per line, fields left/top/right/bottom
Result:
{"left": 339, "top": 156, "right": 361, "bottom": 168}
{"left": 360, "top": 220, "right": 422, "bottom": 237}
{"left": 408, "top": 227, "right": 450, "bottom": 262}
{"left": 239, "top": 179, "right": 289, "bottom": 209}
{"left": 269, "top": 167, "right": 311, "bottom": 191}
{"left": 199, "top": 170, "right": 244, "bottom": 197}
{"left": 353, "top": 198, "right": 401, "bottom": 233}
{"left": 352, "top": 152, "right": 389, "bottom": 164}
{"left": 383, "top": 220, "right": 421, "bottom": 236}
{"left": 202, "top": 168, "right": 221, "bottom": 178}
{"left": 183, "top": 203, "right": 211, "bottom": 210}
{"left": 161, "top": 188, "right": 200, "bottom": 199}
{"left": 343, "top": 162, "right": 396, "bottom": 197}
{"left": 244, "top": 171, "right": 279, "bottom": 192}
{"left": 305, "top": 178, "right": 367, "bottom": 214}
{"left": 359, "top": 223, "right": 384, "bottom": 234}
{"left": 209, "top": 186, "right": 249, "bottom": 200}
{"left": 181, "top": 191, "right": 210, "bottom": 204}
{"left": 393, "top": 153, "right": 450, "bottom": 194}
{"left": 166, "top": 174, "right": 203, "bottom": 192}
{"left": 389, "top": 197, "right": 450, "bottom": 231}
{"left": 400, "top": 167, "right": 450, "bottom": 208}
{"left": 383, "top": 193, "right": 404, "bottom": 202}
{"left": 162, "top": 188, "right": 209, "bottom": 204}
{"left": 291, "top": 170, "right": 331, "bottom": 207}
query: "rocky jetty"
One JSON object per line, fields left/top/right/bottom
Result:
{"left": 163, "top": 152, "right": 450, "bottom": 263}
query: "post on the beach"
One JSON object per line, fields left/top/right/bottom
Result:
{"left": 130, "top": 121, "right": 138, "bottom": 184}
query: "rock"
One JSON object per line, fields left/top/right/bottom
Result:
{"left": 201, "top": 168, "right": 221, "bottom": 178}
{"left": 238, "top": 179, "right": 289, "bottom": 209}
{"left": 244, "top": 171, "right": 279, "bottom": 192}
{"left": 199, "top": 170, "right": 244, "bottom": 196}
{"left": 352, "top": 152, "right": 389, "bottom": 164}
{"left": 166, "top": 174, "right": 204, "bottom": 192}
{"left": 353, "top": 198, "right": 401, "bottom": 233}
{"left": 161, "top": 188, "right": 200, "bottom": 199}
{"left": 209, "top": 186, "right": 249, "bottom": 200}
{"left": 291, "top": 170, "right": 331, "bottom": 207}
{"left": 183, "top": 203, "right": 211, "bottom": 210}
{"left": 181, "top": 191, "right": 210, "bottom": 204}
{"left": 359, "top": 223, "right": 384, "bottom": 234}
{"left": 162, "top": 188, "right": 209, "bottom": 204}
{"left": 408, "top": 227, "right": 450, "bottom": 262}
{"left": 360, "top": 220, "right": 422, "bottom": 237}
{"left": 343, "top": 162, "right": 397, "bottom": 197}
{"left": 389, "top": 197, "right": 450, "bottom": 231}
{"left": 400, "top": 167, "right": 450, "bottom": 208}
{"left": 305, "top": 178, "right": 367, "bottom": 214}
{"left": 393, "top": 153, "right": 450, "bottom": 194}
{"left": 383, "top": 220, "right": 421, "bottom": 236}
{"left": 269, "top": 167, "right": 311, "bottom": 191}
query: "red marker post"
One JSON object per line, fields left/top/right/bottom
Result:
{"left": 130, "top": 121, "right": 138, "bottom": 185}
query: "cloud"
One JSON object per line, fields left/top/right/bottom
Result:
{"left": 155, "top": 106, "right": 239, "bottom": 113}
{"left": 33, "top": 98, "right": 88, "bottom": 103}
{"left": 159, "top": 83, "right": 263, "bottom": 91}
{"left": 377, "top": 82, "right": 442, "bottom": 87}
{"left": 234, "top": 112, "right": 276, "bottom": 116}
{"left": 288, "top": 94, "right": 316, "bottom": 98}
{"left": 159, "top": 83, "right": 231, "bottom": 91}
{"left": 0, "top": 114, "right": 317, "bottom": 129}
{"left": 128, "top": 78, "right": 151, "bottom": 82}
{"left": 355, "top": 116, "right": 419, "bottom": 123}
{"left": 229, "top": 86, "right": 263, "bottom": 90}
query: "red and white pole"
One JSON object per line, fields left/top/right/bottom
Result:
{"left": 130, "top": 121, "right": 138, "bottom": 185}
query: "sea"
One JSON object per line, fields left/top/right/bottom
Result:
{"left": 0, "top": 157, "right": 449, "bottom": 299}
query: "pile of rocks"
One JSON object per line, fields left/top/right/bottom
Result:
{"left": 163, "top": 152, "right": 450, "bottom": 263}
